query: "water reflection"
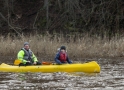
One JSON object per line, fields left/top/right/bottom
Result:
{"left": 0, "top": 58, "right": 124, "bottom": 90}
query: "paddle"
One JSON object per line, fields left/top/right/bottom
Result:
{"left": 14, "top": 59, "right": 52, "bottom": 65}
{"left": 14, "top": 59, "right": 22, "bottom": 65}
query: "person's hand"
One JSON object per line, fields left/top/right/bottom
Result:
{"left": 33, "top": 62, "right": 37, "bottom": 65}
{"left": 27, "top": 61, "right": 30, "bottom": 63}
{"left": 58, "top": 63, "right": 62, "bottom": 65}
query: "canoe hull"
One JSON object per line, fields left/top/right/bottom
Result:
{"left": 0, "top": 61, "right": 100, "bottom": 73}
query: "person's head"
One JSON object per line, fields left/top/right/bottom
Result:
{"left": 60, "top": 46, "right": 66, "bottom": 50}
{"left": 24, "top": 42, "right": 29, "bottom": 50}
{"left": 60, "top": 46, "right": 66, "bottom": 53}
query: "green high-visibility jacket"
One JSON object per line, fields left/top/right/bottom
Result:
{"left": 17, "top": 48, "right": 38, "bottom": 64}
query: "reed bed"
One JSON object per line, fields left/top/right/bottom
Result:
{"left": 0, "top": 34, "right": 124, "bottom": 61}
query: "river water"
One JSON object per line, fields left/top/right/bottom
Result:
{"left": 0, "top": 57, "right": 123, "bottom": 90}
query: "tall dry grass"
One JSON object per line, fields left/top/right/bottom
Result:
{"left": 0, "top": 34, "right": 124, "bottom": 61}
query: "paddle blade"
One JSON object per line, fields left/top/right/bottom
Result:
{"left": 14, "top": 59, "right": 21, "bottom": 65}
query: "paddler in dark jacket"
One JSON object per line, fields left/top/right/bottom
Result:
{"left": 17, "top": 42, "right": 41, "bottom": 66}
{"left": 55, "top": 46, "right": 72, "bottom": 64}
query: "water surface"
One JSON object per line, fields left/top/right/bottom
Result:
{"left": 0, "top": 57, "right": 123, "bottom": 90}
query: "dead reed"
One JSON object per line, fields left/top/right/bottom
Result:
{"left": 0, "top": 34, "right": 124, "bottom": 60}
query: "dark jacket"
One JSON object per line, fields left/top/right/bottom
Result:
{"left": 55, "top": 51, "right": 72, "bottom": 64}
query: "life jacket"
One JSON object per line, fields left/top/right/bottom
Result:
{"left": 21, "top": 48, "right": 34, "bottom": 62}
{"left": 59, "top": 51, "right": 67, "bottom": 62}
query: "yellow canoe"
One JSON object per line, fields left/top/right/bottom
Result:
{"left": 0, "top": 61, "right": 100, "bottom": 73}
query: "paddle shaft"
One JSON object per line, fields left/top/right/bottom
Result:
{"left": 14, "top": 59, "right": 52, "bottom": 65}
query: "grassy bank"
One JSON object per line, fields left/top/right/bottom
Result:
{"left": 0, "top": 34, "right": 124, "bottom": 60}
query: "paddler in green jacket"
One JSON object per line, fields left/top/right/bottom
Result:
{"left": 17, "top": 42, "right": 41, "bottom": 66}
